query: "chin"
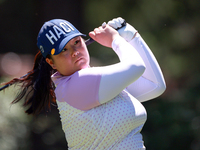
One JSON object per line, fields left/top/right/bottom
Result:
{"left": 80, "top": 65, "right": 89, "bottom": 69}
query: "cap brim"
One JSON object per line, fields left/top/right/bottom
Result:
{"left": 54, "top": 33, "right": 86, "bottom": 55}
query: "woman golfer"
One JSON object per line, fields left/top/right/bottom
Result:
{"left": 2, "top": 17, "right": 166, "bottom": 149}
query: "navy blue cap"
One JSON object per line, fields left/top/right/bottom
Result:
{"left": 37, "top": 19, "right": 86, "bottom": 58}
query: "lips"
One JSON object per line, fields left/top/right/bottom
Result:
{"left": 75, "top": 57, "right": 83, "bottom": 63}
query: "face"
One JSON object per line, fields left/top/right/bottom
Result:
{"left": 46, "top": 36, "right": 90, "bottom": 76}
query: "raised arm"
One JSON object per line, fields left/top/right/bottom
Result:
{"left": 89, "top": 25, "right": 146, "bottom": 104}
{"left": 127, "top": 33, "right": 166, "bottom": 102}
{"left": 108, "top": 17, "right": 166, "bottom": 102}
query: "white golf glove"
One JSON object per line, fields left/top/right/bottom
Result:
{"left": 107, "top": 17, "right": 138, "bottom": 42}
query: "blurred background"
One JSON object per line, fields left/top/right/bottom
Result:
{"left": 0, "top": 0, "right": 200, "bottom": 149}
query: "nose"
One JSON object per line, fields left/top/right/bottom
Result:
{"left": 72, "top": 50, "right": 79, "bottom": 57}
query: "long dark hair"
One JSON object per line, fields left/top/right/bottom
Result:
{"left": 2, "top": 51, "right": 56, "bottom": 115}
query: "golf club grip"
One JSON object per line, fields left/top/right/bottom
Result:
{"left": 85, "top": 20, "right": 126, "bottom": 46}
{"left": 85, "top": 38, "right": 95, "bottom": 46}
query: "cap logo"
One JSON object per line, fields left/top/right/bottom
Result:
{"left": 45, "top": 21, "right": 75, "bottom": 45}
{"left": 40, "top": 45, "right": 44, "bottom": 53}
{"left": 51, "top": 48, "right": 55, "bottom": 55}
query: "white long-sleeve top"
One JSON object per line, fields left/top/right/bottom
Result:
{"left": 52, "top": 35, "right": 166, "bottom": 150}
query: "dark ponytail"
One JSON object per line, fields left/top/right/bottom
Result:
{"left": 2, "top": 51, "right": 56, "bottom": 115}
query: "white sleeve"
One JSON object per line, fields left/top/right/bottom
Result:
{"left": 126, "top": 33, "right": 166, "bottom": 102}
{"left": 98, "top": 36, "right": 146, "bottom": 104}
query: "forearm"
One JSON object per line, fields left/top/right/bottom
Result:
{"left": 98, "top": 36, "right": 146, "bottom": 104}
{"left": 106, "top": 17, "right": 166, "bottom": 101}
{"left": 129, "top": 33, "right": 166, "bottom": 89}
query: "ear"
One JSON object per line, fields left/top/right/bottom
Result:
{"left": 46, "top": 58, "right": 56, "bottom": 69}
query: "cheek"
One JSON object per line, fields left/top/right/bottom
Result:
{"left": 83, "top": 51, "right": 90, "bottom": 64}
{"left": 87, "top": 52, "right": 90, "bottom": 62}
{"left": 82, "top": 47, "right": 90, "bottom": 59}
{"left": 54, "top": 57, "right": 69, "bottom": 70}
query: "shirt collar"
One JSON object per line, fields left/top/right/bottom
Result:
{"left": 51, "top": 71, "right": 67, "bottom": 86}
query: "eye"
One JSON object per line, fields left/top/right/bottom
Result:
{"left": 62, "top": 48, "right": 67, "bottom": 52}
{"left": 74, "top": 39, "right": 80, "bottom": 45}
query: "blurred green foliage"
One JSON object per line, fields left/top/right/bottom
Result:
{"left": 0, "top": 82, "right": 31, "bottom": 150}
{"left": 0, "top": 0, "right": 200, "bottom": 149}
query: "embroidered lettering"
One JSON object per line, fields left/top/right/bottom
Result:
{"left": 45, "top": 30, "right": 58, "bottom": 45}
{"left": 53, "top": 25, "right": 66, "bottom": 38}
{"left": 60, "top": 22, "right": 74, "bottom": 32}
{"left": 45, "top": 22, "right": 75, "bottom": 45}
